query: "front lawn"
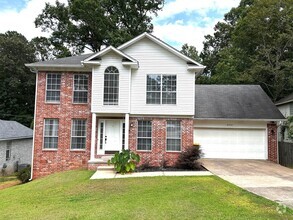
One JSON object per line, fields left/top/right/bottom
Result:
{"left": 0, "top": 170, "right": 292, "bottom": 219}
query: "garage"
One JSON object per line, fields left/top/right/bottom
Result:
{"left": 194, "top": 126, "right": 267, "bottom": 159}
{"left": 193, "top": 85, "right": 285, "bottom": 161}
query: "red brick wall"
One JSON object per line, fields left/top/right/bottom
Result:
{"left": 33, "top": 72, "right": 92, "bottom": 178}
{"left": 267, "top": 123, "right": 278, "bottom": 163}
{"left": 128, "top": 117, "right": 193, "bottom": 167}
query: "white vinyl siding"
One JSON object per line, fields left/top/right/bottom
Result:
{"left": 123, "top": 38, "right": 195, "bottom": 116}
{"left": 46, "top": 73, "right": 61, "bottom": 103}
{"left": 43, "top": 119, "right": 59, "bottom": 149}
{"left": 73, "top": 74, "right": 88, "bottom": 103}
{"left": 91, "top": 52, "right": 130, "bottom": 113}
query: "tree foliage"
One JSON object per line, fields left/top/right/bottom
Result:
{"left": 200, "top": 0, "right": 293, "bottom": 101}
{"left": 35, "top": 0, "right": 164, "bottom": 55}
{"left": 180, "top": 43, "right": 201, "bottom": 63}
{"left": 0, "top": 31, "right": 36, "bottom": 127}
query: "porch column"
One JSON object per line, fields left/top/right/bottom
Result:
{"left": 90, "top": 113, "right": 97, "bottom": 161}
{"left": 125, "top": 113, "right": 130, "bottom": 150}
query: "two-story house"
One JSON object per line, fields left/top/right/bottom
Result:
{"left": 26, "top": 33, "right": 284, "bottom": 178}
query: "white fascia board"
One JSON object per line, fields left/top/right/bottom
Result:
{"left": 118, "top": 32, "right": 205, "bottom": 67}
{"left": 193, "top": 118, "right": 287, "bottom": 122}
{"left": 84, "top": 46, "right": 138, "bottom": 64}
{"left": 122, "top": 61, "right": 139, "bottom": 69}
{"left": 275, "top": 100, "right": 293, "bottom": 106}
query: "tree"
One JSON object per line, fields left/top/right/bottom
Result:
{"left": 31, "top": 37, "right": 71, "bottom": 61}
{"left": 200, "top": 0, "right": 293, "bottom": 101}
{"left": 35, "top": 0, "right": 164, "bottom": 55}
{"left": 180, "top": 44, "right": 201, "bottom": 63}
{"left": 0, "top": 31, "right": 36, "bottom": 127}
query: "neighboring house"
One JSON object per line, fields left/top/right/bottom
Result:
{"left": 0, "top": 120, "right": 33, "bottom": 175}
{"left": 276, "top": 92, "right": 293, "bottom": 142}
{"left": 25, "top": 33, "right": 285, "bottom": 179}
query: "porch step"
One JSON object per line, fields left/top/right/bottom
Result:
{"left": 97, "top": 165, "right": 114, "bottom": 171}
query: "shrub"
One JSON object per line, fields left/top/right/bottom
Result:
{"left": 17, "top": 165, "right": 31, "bottom": 183}
{"left": 176, "top": 145, "right": 203, "bottom": 170}
{"left": 108, "top": 150, "right": 140, "bottom": 174}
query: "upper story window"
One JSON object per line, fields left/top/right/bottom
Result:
{"left": 44, "top": 119, "right": 59, "bottom": 149}
{"left": 73, "top": 74, "right": 88, "bottom": 103}
{"left": 46, "top": 73, "right": 61, "bottom": 103}
{"left": 146, "top": 74, "right": 176, "bottom": 105}
{"left": 104, "top": 66, "right": 119, "bottom": 105}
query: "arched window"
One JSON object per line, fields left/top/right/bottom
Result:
{"left": 104, "top": 66, "right": 119, "bottom": 105}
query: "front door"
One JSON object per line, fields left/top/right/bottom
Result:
{"left": 98, "top": 119, "right": 124, "bottom": 154}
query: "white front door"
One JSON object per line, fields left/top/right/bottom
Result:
{"left": 98, "top": 119, "right": 125, "bottom": 154}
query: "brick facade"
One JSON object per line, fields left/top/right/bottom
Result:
{"left": 33, "top": 72, "right": 92, "bottom": 178}
{"left": 267, "top": 122, "right": 278, "bottom": 163}
{"left": 128, "top": 117, "right": 194, "bottom": 167}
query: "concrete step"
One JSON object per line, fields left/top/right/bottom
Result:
{"left": 97, "top": 165, "right": 115, "bottom": 171}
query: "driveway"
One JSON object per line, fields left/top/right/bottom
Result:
{"left": 201, "top": 159, "right": 293, "bottom": 209}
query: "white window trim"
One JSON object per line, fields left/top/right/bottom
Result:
{"left": 136, "top": 120, "right": 152, "bottom": 151}
{"left": 103, "top": 66, "right": 120, "bottom": 106}
{"left": 72, "top": 74, "right": 89, "bottom": 104}
{"left": 43, "top": 119, "right": 59, "bottom": 150}
{"left": 6, "top": 141, "right": 11, "bottom": 161}
{"left": 166, "top": 120, "right": 182, "bottom": 152}
{"left": 45, "top": 73, "right": 61, "bottom": 104}
{"left": 146, "top": 74, "right": 177, "bottom": 105}
{"left": 70, "top": 119, "right": 87, "bottom": 151}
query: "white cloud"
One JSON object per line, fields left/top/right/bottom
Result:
{"left": 158, "top": 0, "right": 240, "bottom": 19}
{"left": 0, "top": 0, "right": 67, "bottom": 40}
{"left": 152, "top": 0, "right": 241, "bottom": 52}
{"left": 153, "top": 19, "right": 218, "bottom": 52}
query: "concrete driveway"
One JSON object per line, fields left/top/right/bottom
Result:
{"left": 201, "top": 159, "right": 293, "bottom": 209}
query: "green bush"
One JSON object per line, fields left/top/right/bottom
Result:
{"left": 176, "top": 145, "right": 203, "bottom": 170}
{"left": 17, "top": 165, "right": 31, "bottom": 183}
{"left": 108, "top": 150, "right": 140, "bottom": 174}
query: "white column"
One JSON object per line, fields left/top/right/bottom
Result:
{"left": 125, "top": 113, "right": 130, "bottom": 150}
{"left": 90, "top": 113, "right": 97, "bottom": 161}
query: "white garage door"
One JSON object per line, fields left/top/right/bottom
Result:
{"left": 194, "top": 128, "right": 267, "bottom": 159}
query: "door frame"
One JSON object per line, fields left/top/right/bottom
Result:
{"left": 97, "top": 119, "right": 125, "bottom": 155}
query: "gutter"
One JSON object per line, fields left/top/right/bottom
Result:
{"left": 193, "top": 118, "right": 287, "bottom": 121}
{"left": 29, "top": 71, "right": 38, "bottom": 181}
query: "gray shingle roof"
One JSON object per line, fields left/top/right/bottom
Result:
{"left": 275, "top": 92, "right": 293, "bottom": 106}
{"left": 26, "top": 53, "right": 94, "bottom": 67}
{"left": 0, "top": 120, "right": 33, "bottom": 140}
{"left": 194, "top": 85, "right": 285, "bottom": 120}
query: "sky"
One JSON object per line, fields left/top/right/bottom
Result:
{"left": 0, "top": 0, "right": 241, "bottom": 52}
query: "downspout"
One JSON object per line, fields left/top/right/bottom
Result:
{"left": 29, "top": 67, "right": 38, "bottom": 181}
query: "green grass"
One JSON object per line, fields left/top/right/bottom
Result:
{"left": 0, "top": 170, "right": 292, "bottom": 220}
{"left": 0, "top": 175, "right": 17, "bottom": 183}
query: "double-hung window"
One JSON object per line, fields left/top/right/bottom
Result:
{"left": 46, "top": 73, "right": 61, "bottom": 103}
{"left": 137, "top": 121, "right": 152, "bottom": 151}
{"left": 44, "top": 119, "right": 59, "bottom": 149}
{"left": 104, "top": 66, "right": 119, "bottom": 105}
{"left": 71, "top": 119, "right": 87, "bottom": 150}
{"left": 146, "top": 74, "right": 176, "bottom": 104}
{"left": 73, "top": 74, "right": 88, "bottom": 103}
{"left": 6, "top": 141, "right": 11, "bottom": 161}
{"left": 166, "top": 120, "right": 181, "bottom": 151}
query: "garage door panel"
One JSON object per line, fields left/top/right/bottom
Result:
{"left": 194, "top": 128, "right": 267, "bottom": 159}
